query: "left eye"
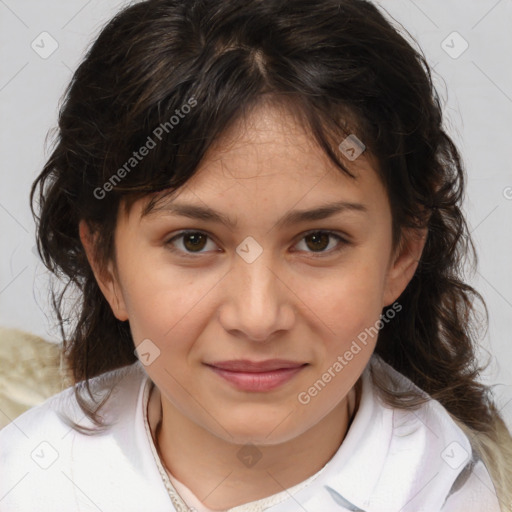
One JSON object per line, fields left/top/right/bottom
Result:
{"left": 165, "top": 230, "right": 348, "bottom": 257}
{"left": 165, "top": 231, "right": 217, "bottom": 255}
{"left": 294, "top": 230, "right": 348, "bottom": 256}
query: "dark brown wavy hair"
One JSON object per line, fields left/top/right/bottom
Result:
{"left": 30, "top": 0, "right": 511, "bottom": 502}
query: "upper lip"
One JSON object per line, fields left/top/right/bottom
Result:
{"left": 206, "top": 360, "right": 307, "bottom": 372}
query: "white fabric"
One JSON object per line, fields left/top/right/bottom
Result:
{"left": 144, "top": 377, "right": 349, "bottom": 512}
{"left": 0, "top": 354, "right": 502, "bottom": 512}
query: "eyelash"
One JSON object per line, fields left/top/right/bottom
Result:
{"left": 164, "top": 230, "right": 350, "bottom": 259}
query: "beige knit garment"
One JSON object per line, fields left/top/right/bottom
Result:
{"left": 0, "top": 327, "right": 72, "bottom": 429}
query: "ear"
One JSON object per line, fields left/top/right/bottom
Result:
{"left": 382, "top": 227, "right": 428, "bottom": 307}
{"left": 79, "top": 220, "right": 129, "bottom": 321}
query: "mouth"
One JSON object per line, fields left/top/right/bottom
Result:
{"left": 207, "top": 359, "right": 306, "bottom": 372}
{"left": 204, "top": 360, "right": 308, "bottom": 392}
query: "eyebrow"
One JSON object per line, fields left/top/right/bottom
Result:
{"left": 144, "top": 199, "right": 368, "bottom": 229}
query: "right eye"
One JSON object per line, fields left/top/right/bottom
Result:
{"left": 164, "top": 230, "right": 220, "bottom": 258}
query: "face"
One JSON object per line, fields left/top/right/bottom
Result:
{"left": 82, "top": 102, "right": 424, "bottom": 446}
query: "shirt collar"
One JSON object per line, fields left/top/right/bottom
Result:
{"left": 288, "top": 353, "right": 476, "bottom": 512}
{"left": 137, "top": 354, "right": 475, "bottom": 512}
{"left": 294, "top": 354, "right": 393, "bottom": 511}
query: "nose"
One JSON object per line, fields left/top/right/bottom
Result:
{"left": 217, "top": 249, "right": 295, "bottom": 343}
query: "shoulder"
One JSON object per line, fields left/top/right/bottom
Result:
{"left": 0, "top": 362, "right": 153, "bottom": 511}
{"left": 0, "top": 361, "right": 145, "bottom": 440}
{"left": 314, "top": 354, "right": 502, "bottom": 512}
{"left": 370, "top": 355, "right": 502, "bottom": 511}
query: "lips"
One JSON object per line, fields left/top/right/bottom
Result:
{"left": 207, "top": 359, "right": 306, "bottom": 372}
{"left": 205, "top": 360, "right": 307, "bottom": 392}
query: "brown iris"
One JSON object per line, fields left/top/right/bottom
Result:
{"left": 304, "top": 232, "right": 330, "bottom": 252}
{"left": 180, "top": 231, "right": 332, "bottom": 254}
{"left": 182, "top": 232, "right": 208, "bottom": 252}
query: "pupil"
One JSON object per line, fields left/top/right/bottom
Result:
{"left": 185, "top": 233, "right": 206, "bottom": 251}
{"left": 182, "top": 233, "right": 329, "bottom": 253}
{"left": 307, "top": 233, "right": 328, "bottom": 251}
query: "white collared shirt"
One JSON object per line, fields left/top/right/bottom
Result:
{"left": 0, "top": 354, "right": 502, "bottom": 511}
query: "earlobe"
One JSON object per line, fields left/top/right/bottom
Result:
{"left": 78, "top": 220, "right": 129, "bottom": 321}
{"left": 382, "top": 228, "right": 428, "bottom": 307}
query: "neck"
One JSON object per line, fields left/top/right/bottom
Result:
{"left": 149, "top": 383, "right": 360, "bottom": 511}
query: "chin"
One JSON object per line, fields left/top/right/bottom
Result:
{"left": 211, "top": 417, "right": 306, "bottom": 447}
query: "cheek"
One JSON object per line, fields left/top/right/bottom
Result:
{"left": 119, "top": 259, "right": 219, "bottom": 347}
{"left": 301, "top": 257, "right": 388, "bottom": 338}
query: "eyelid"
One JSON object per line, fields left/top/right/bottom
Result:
{"left": 164, "top": 230, "right": 220, "bottom": 258}
{"left": 291, "top": 229, "right": 350, "bottom": 258}
{"left": 164, "top": 229, "right": 351, "bottom": 258}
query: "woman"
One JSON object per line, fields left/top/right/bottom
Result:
{"left": 1, "top": 0, "right": 510, "bottom": 510}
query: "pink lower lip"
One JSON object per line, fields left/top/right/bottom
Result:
{"left": 208, "top": 365, "right": 305, "bottom": 392}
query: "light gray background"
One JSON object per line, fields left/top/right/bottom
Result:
{"left": 1, "top": 0, "right": 511, "bottom": 427}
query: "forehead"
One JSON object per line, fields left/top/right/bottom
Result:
{"left": 195, "top": 100, "right": 368, "bottom": 180}
{"left": 131, "top": 101, "right": 386, "bottom": 222}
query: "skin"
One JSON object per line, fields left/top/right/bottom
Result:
{"left": 80, "top": 101, "right": 427, "bottom": 510}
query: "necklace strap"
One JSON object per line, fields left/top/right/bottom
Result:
{"left": 144, "top": 380, "right": 193, "bottom": 511}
